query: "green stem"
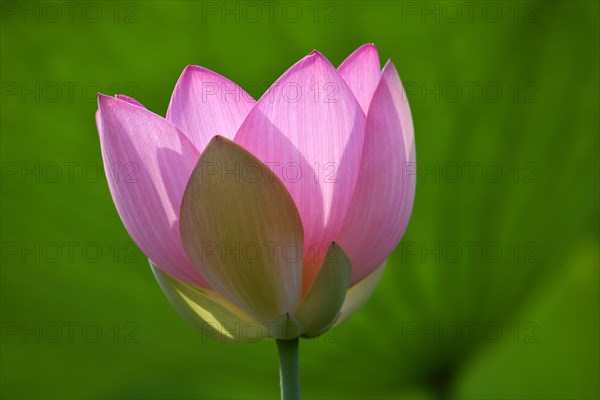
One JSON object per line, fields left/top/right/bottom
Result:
{"left": 276, "top": 338, "right": 300, "bottom": 400}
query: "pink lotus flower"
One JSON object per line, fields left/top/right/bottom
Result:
{"left": 96, "top": 44, "right": 415, "bottom": 343}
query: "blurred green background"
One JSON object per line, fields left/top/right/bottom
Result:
{"left": 1, "top": 1, "right": 598, "bottom": 399}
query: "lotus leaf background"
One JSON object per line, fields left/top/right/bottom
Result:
{"left": 1, "top": 1, "right": 598, "bottom": 399}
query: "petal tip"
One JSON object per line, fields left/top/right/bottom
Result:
{"left": 182, "top": 64, "right": 202, "bottom": 75}
{"left": 175, "top": 65, "right": 207, "bottom": 87}
{"left": 207, "top": 134, "right": 229, "bottom": 146}
{"left": 360, "top": 43, "right": 378, "bottom": 51}
{"left": 181, "top": 64, "right": 222, "bottom": 80}
{"left": 304, "top": 49, "right": 332, "bottom": 66}
{"left": 339, "top": 43, "right": 380, "bottom": 68}
{"left": 97, "top": 93, "right": 116, "bottom": 108}
{"left": 382, "top": 59, "right": 396, "bottom": 72}
{"left": 381, "top": 60, "right": 402, "bottom": 82}
{"left": 98, "top": 93, "right": 141, "bottom": 111}
{"left": 114, "top": 94, "right": 145, "bottom": 109}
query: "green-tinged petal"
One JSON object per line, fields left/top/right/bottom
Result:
{"left": 150, "top": 261, "right": 266, "bottom": 344}
{"left": 335, "top": 262, "right": 386, "bottom": 326}
{"left": 179, "top": 136, "right": 304, "bottom": 323}
{"left": 295, "top": 243, "right": 352, "bottom": 337}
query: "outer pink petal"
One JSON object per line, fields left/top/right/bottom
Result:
{"left": 97, "top": 94, "right": 208, "bottom": 288}
{"left": 234, "top": 51, "right": 366, "bottom": 292}
{"left": 338, "top": 44, "right": 382, "bottom": 114}
{"left": 167, "top": 65, "right": 255, "bottom": 151}
{"left": 337, "top": 61, "right": 416, "bottom": 286}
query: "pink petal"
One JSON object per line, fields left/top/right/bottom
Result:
{"left": 97, "top": 94, "right": 208, "bottom": 288}
{"left": 167, "top": 65, "right": 255, "bottom": 151}
{"left": 234, "top": 51, "right": 365, "bottom": 292}
{"left": 337, "top": 61, "right": 416, "bottom": 286}
{"left": 338, "top": 44, "right": 381, "bottom": 114}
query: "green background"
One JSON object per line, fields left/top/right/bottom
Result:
{"left": 1, "top": 1, "right": 598, "bottom": 399}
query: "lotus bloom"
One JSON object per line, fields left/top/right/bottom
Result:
{"left": 96, "top": 44, "right": 415, "bottom": 345}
